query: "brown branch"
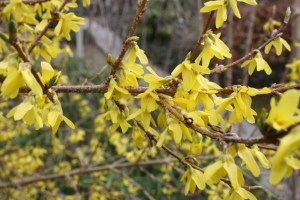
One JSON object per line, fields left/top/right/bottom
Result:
{"left": 0, "top": 159, "right": 175, "bottom": 189}
{"left": 28, "top": 0, "right": 69, "bottom": 54}
{"left": 190, "top": 11, "right": 215, "bottom": 62}
{"left": 211, "top": 20, "right": 288, "bottom": 74}
{"left": 108, "top": 0, "right": 148, "bottom": 78}
{"left": 19, "top": 85, "right": 176, "bottom": 96}
{"left": 157, "top": 93, "right": 285, "bottom": 146}
{"left": 18, "top": 82, "right": 300, "bottom": 100}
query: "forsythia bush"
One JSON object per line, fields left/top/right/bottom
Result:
{"left": 0, "top": 0, "right": 299, "bottom": 199}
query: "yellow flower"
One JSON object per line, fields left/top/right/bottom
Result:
{"left": 266, "top": 90, "right": 300, "bottom": 131}
{"left": 225, "top": 187, "right": 257, "bottom": 200}
{"left": 201, "top": 0, "right": 257, "bottom": 28}
{"left": 54, "top": 13, "right": 85, "bottom": 40}
{"left": 200, "top": 0, "right": 228, "bottom": 28}
{"left": 1, "top": 69, "right": 24, "bottom": 99}
{"left": 286, "top": 59, "right": 300, "bottom": 82}
{"left": 2, "top": 0, "right": 30, "bottom": 22}
{"left": 136, "top": 91, "right": 159, "bottom": 113}
{"left": 204, "top": 154, "right": 244, "bottom": 189}
{"left": 196, "top": 32, "right": 231, "bottom": 68}
{"left": 172, "top": 60, "right": 209, "bottom": 92}
{"left": 68, "top": 129, "right": 85, "bottom": 143}
{"left": 216, "top": 86, "right": 270, "bottom": 123}
{"left": 83, "top": 0, "right": 91, "bottom": 7}
{"left": 263, "top": 18, "right": 281, "bottom": 32}
{"left": 7, "top": 96, "right": 43, "bottom": 129}
{"left": 127, "top": 43, "right": 148, "bottom": 65}
{"left": 181, "top": 167, "right": 205, "bottom": 195}
{"left": 38, "top": 61, "right": 61, "bottom": 86}
{"left": 47, "top": 106, "right": 75, "bottom": 134}
{"left": 230, "top": 0, "right": 257, "bottom": 19}
{"left": 104, "top": 79, "right": 130, "bottom": 100}
{"left": 265, "top": 37, "right": 291, "bottom": 56}
{"left": 241, "top": 51, "right": 272, "bottom": 75}
{"left": 143, "top": 66, "right": 171, "bottom": 92}
{"left": 31, "top": 36, "right": 59, "bottom": 62}
{"left": 19, "top": 62, "right": 43, "bottom": 97}
{"left": 269, "top": 125, "right": 300, "bottom": 185}
{"left": 190, "top": 135, "right": 203, "bottom": 156}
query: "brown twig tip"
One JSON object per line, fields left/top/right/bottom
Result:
{"left": 190, "top": 11, "right": 215, "bottom": 62}
{"left": 107, "top": 0, "right": 148, "bottom": 82}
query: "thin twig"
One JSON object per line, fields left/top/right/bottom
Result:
{"left": 0, "top": 159, "right": 174, "bottom": 189}
{"left": 190, "top": 12, "right": 215, "bottom": 62}
{"left": 111, "top": 168, "right": 155, "bottom": 200}
{"left": 108, "top": 0, "right": 148, "bottom": 79}
{"left": 18, "top": 83, "right": 300, "bottom": 96}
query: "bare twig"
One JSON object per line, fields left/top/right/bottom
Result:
{"left": 111, "top": 168, "right": 155, "bottom": 200}
{"left": 190, "top": 12, "right": 215, "bottom": 62}
{"left": 18, "top": 83, "right": 300, "bottom": 97}
{"left": 0, "top": 159, "right": 174, "bottom": 189}
{"left": 108, "top": 0, "right": 148, "bottom": 79}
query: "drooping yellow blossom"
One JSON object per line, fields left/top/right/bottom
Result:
{"left": 225, "top": 187, "right": 257, "bottom": 200}
{"left": 181, "top": 167, "right": 205, "bottom": 195}
{"left": 172, "top": 60, "right": 209, "bottom": 92}
{"left": 38, "top": 61, "right": 61, "bottom": 86}
{"left": 143, "top": 66, "right": 171, "bottom": 92}
{"left": 266, "top": 89, "right": 300, "bottom": 131}
{"left": 31, "top": 36, "right": 59, "bottom": 62}
{"left": 104, "top": 79, "right": 130, "bottom": 100}
{"left": 47, "top": 105, "right": 75, "bottom": 134}
{"left": 237, "top": 144, "right": 260, "bottom": 176}
{"left": 136, "top": 91, "right": 159, "bottom": 113}
{"left": 128, "top": 42, "right": 148, "bottom": 65}
{"left": 204, "top": 154, "right": 244, "bottom": 190}
{"left": 7, "top": 97, "right": 43, "bottom": 129}
{"left": 265, "top": 37, "right": 291, "bottom": 56}
{"left": 190, "top": 135, "right": 203, "bottom": 156}
{"left": 83, "top": 0, "right": 91, "bottom": 7}
{"left": 2, "top": 0, "right": 30, "bottom": 22}
{"left": 229, "top": 0, "right": 257, "bottom": 19}
{"left": 286, "top": 59, "right": 300, "bottom": 83}
{"left": 263, "top": 18, "right": 281, "bottom": 32}
{"left": 200, "top": 0, "right": 227, "bottom": 28}
{"left": 196, "top": 32, "right": 232, "bottom": 68}
{"left": 54, "top": 12, "right": 85, "bottom": 40}
{"left": 269, "top": 125, "right": 300, "bottom": 185}
{"left": 69, "top": 129, "right": 86, "bottom": 143}
{"left": 1, "top": 69, "right": 24, "bottom": 99}
{"left": 19, "top": 62, "right": 43, "bottom": 97}
{"left": 241, "top": 51, "right": 272, "bottom": 75}
{"left": 216, "top": 86, "right": 271, "bottom": 123}
{"left": 102, "top": 100, "right": 131, "bottom": 133}
{"left": 200, "top": 0, "right": 257, "bottom": 28}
